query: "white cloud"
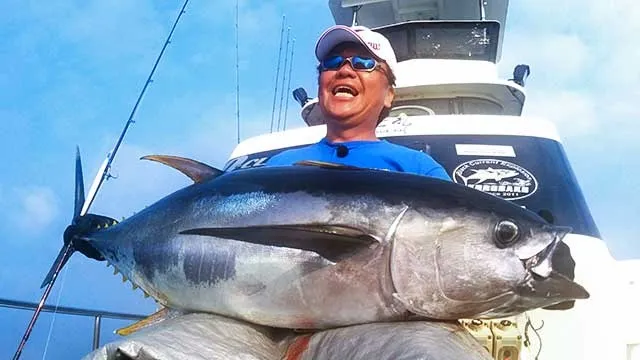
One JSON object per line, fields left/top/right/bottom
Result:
{"left": 513, "top": 0, "right": 640, "bottom": 33}
{"left": 498, "top": 1, "right": 640, "bottom": 141}
{"left": 501, "top": 33, "right": 589, "bottom": 86}
{"left": 10, "top": 186, "right": 59, "bottom": 235}
{"left": 523, "top": 90, "right": 598, "bottom": 136}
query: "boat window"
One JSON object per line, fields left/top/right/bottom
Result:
{"left": 389, "top": 105, "right": 436, "bottom": 117}
{"left": 376, "top": 21, "right": 500, "bottom": 62}
{"left": 457, "top": 97, "right": 504, "bottom": 115}
{"left": 392, "top": 97, "right": 503, "bottom": 115}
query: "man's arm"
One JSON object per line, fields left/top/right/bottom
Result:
{"left": 425, "top": 165, "right": 452, "bottom": 181}
{"left": 265, "top": 152, "right": 291, "bottom": 166}
{"left": 414, "top": 152, "right": 452, "bottom": 181}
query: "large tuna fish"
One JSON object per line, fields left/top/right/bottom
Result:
{"left": 43, "top": 154, "right": 589, "bottom": 330}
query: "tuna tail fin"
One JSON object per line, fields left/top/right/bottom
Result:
{"left": 73, "top": 146, "right": 86, "bottom": 220}
{"left": 40, "top": 147, "right": 85, "bottom": 288}
{"left": 16, "top": 149, "right": 116, "bottom": 359}
{"left": 40, "top": 148, "right": 116, "bottom": 288}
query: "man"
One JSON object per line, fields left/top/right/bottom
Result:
{"left": 267, "top": 25, "right": 451, "bottom": 181}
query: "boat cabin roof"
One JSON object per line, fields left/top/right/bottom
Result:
{"left": 329, "top": 0, "right": 509, "bottom": 61}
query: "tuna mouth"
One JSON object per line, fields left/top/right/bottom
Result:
{"left": 518, "top": 270, "right": 590, "bottom": 301}
{"left": 525, "top": 235, "right": 560, "bottom": 278}
{"left": 521, "top": 225, "right": 572, "bottom": 278}
{"left": 519, "top": 228, "right": 590, "bottom": 302}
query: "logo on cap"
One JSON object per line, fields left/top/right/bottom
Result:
{"left": 367, "top": 41, "right": 380, "bottom": 50}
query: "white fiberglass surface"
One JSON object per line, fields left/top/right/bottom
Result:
{"left": 522, "top": 234, "right": 640, "bottom": 360}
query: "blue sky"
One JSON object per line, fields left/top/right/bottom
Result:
{"left": 1, "top": 0, "right": 638, "bottom": 358}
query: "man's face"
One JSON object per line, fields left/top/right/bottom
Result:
{"left": 318, "top": 43, "right": 394, "bottom": 130}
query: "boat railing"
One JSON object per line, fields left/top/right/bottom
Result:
{"left": 0, "top": 297, "right": 147, "bottom": 351}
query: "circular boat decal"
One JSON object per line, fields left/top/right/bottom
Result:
{"left": 452, "top": 159, "right": 538, "bottom": 200}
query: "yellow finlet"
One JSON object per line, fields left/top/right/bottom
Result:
{"left": 115, "top": 307, "right": 170, "bottom": 336}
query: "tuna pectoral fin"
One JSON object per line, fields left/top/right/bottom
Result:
{"left": 181, "top": 225, "right": 378, "bottom": 262}
{"left": 141, "top": 155, "right": 224, "bottom": 183}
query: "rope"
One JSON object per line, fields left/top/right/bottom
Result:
{"left": 41, "top": 265, "right": 69, "bottom": 359}
{"left": 524, "top": 314, "right": 544, "bottom": 360}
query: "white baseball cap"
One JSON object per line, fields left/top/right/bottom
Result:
{"left": 315, "top": 25, "right": 397, "bottom": 78}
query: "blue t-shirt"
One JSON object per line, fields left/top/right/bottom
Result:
{"left": 266, "top": 138, "right": 452, "bottom": 181}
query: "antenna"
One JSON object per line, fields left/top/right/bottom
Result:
{"left": 351, "top": 5, "right": 362, "bottom": 26}
{"left": 478, "top": 0, "right": 487, "bottom": 20}
{"left": 282, "top": 38, "right": 295, "bottom": 131}
{"left": 235, "top": 0, "right": 240, "bottom": 143}
{"left": 270, "top": 15, "right": 286, "bottom": 133}
{"left": 276, "top": 27, "right": 291, "bottom": 131}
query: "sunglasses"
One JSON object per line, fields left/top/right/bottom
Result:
{"left": 319, "top": 55, "right": 380, "bottom": 72}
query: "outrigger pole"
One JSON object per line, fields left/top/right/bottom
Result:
{"left": 270, "top": 15, "right": 286, "bottom": 133}
{"left": 277, "top": 27, "right": 292, "bottom": 131}
{"left": 13, "top": 1, "right": 191, "bottom": 358}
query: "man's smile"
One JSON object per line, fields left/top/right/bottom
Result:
{"left": 332, "top": 85, "right": 359, "bottom": 98}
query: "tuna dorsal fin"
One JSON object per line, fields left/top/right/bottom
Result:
{"left": 180, "top": 224, "right": 379, "bottom": 262}
{"left": 293, "top": 160, "right": 363, "bottom": 170}
{"left": 141, "top": 155, "right": 224, "bottom": 183}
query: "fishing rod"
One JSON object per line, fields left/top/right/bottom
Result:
{"left": 12, "top": 1, "right": 190, "bottom": 358}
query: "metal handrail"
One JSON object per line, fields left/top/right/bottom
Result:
{"left": 1, "top": 297, "right": 147, "bottom": 351}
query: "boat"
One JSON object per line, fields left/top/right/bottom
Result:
{"left": 222, "top": 1, "right": 640, "bottom": 359}
{"left": 5, "top": 1, "right": 638, "bottom": 359}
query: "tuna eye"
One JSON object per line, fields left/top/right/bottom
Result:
{"left": 494, "top": 220, "right": 520, "bottom": 247}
